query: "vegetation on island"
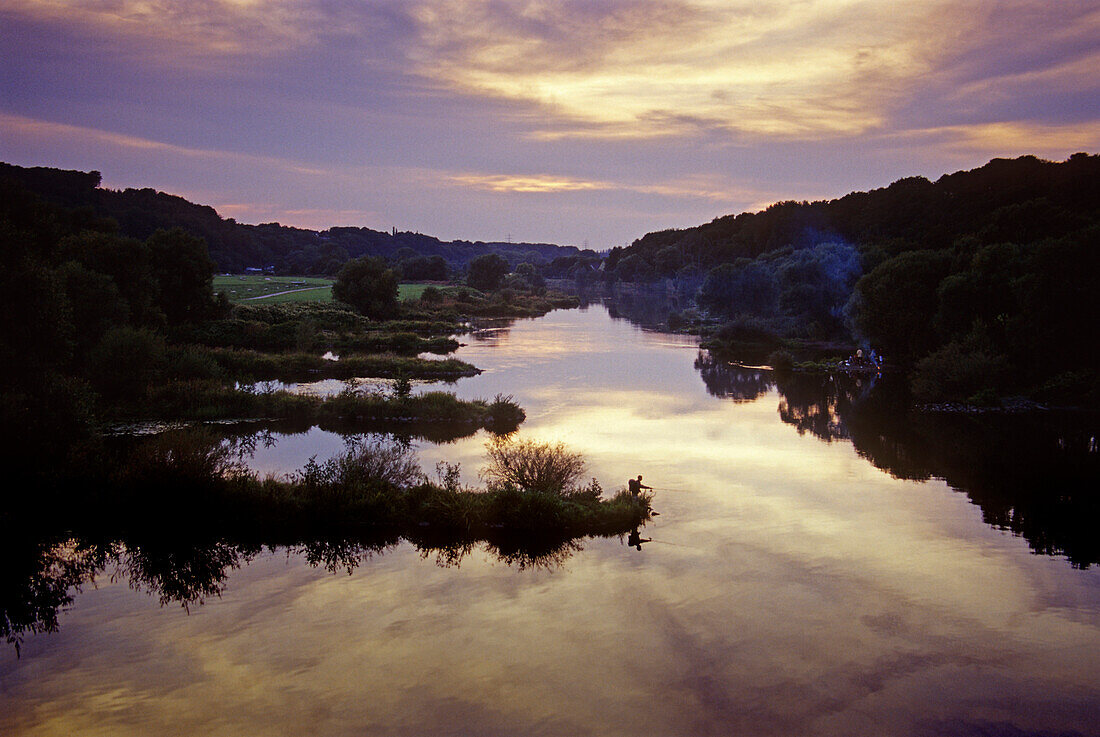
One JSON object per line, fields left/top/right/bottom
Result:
{"left": 28, "top": 431, "right": 648, "bottom": 543}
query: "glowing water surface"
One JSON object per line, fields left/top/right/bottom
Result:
{"left": 3, "top": 304, "right": 1099, "bottom": 736}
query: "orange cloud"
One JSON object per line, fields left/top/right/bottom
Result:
{"left": 448, "top": 171, "right": 781, "bottom": 206}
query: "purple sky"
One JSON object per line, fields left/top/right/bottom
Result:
{"left": 2, "top": 1, "right": 1097, "bottom": 248}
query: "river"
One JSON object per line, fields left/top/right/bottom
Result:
{"left": 3, "top": 301, "right": 1099, "bottom": 736}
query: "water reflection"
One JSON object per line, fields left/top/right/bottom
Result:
{"left": 578, "top": 283, "right": 698, "bottom": 332}
{"left": 5, "top": 301, "right": 1099, "bottom": 737}
{"left": 696, "top": 357, "right": 1100, "bottom": 568}
{"left": 2, "top": 531, "right": 591, "bottom": 654}
{"left": 626, "top": 525, "right": 652, "bottom": 551}
{"left": 695, "top": 350, "right": 773, "bottom": 403}
{"left": 215, "top": 414, "right": 486, "bottom": 446}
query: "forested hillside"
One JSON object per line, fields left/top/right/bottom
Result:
{"left": 0, "top": 163, "right": 588, "bottom": 274}
{"left": 608, "top": 154, "right": 1100, "bottom": 405}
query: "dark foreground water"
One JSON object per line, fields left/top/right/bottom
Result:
{"left": 3, "top": 303, "right": 1099, "bottom": 736}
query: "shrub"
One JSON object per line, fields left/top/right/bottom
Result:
{"left": 295, "top": 437, "right": 424, "bottom": 492}
{"left": 166, "top": 344, "right": 224, "bottom": 381}
{"left": 480, "top": 436, "right": 586, "bottom": 493}
{"left": 391, "top": 371, "right": 412, "bottom": 400}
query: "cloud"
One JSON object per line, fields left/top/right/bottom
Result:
{"left": 7, "top": 0, "right": 1098, "bottom": 147}
{"left": 2, "top": 0, "right": 1097, "bottom": 246}
{"left": 2, "top": 0, "right": 331, "bottom": 62}
{"left": 449, "top": 171, "right": 783, "bottom": 212}
{"left": 448, "top": 173, "right": 608, "bottom": 194}
{"left": 0, "top": 112, "right": 329, "bottom": 175}
{"left": 404, "top": 0, "right": 1100, "bottom": 142}
{"left": 894, "top": 120, "right": 1100, "bottom": 158}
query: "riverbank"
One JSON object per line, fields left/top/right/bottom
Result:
{"left": 108, "top": 384, "right": 525, "bottom": 430}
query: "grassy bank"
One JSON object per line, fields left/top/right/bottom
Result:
{"left": 173, "top": 302, "right": 461, "bottom": 355}
{"left": 13, "top": 433, "right": 652, "bottom": 547}
{"left": 113, "top": 433, "right": 651, "bottom": 537}
{"left": 115, "top": 383, "right": 524, "bottom": 429}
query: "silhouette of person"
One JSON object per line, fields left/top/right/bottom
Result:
{"left": 628, "top": 475, "right": 652, "bottom": 496}
{"left": 627, "top": 526, "right": 651, "bottom": 551}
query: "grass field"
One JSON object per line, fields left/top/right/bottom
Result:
{"left": 398, "top": 283, "right": 472, "bottom": 300}
{"left": 398, "top": 283, "right": 431, "bottom": 301}
{"left": 215, "top": 275, "right": 333, "bottom": 303}
{"left": 215, "top": 275, "right": 446, "bottom": 304}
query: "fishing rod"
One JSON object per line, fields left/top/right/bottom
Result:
{"left": 648, "top": 486, "right": 693, "bottom": 493}
{"left": 645, "top": 538, "right": 703, "bottom": 550}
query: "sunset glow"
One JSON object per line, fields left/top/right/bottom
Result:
{"left": 2, "top": 0, "right": 1097, "bottom": 245}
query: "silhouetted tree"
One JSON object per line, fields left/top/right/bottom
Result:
{"left": 333, "top": 256, "right": 398, "bottom": 318}
{"left": 146, "top": 228, "right": 216, "bottom": 324}
{"left": 466, "top": 253, "right": 509, "bottom": 291}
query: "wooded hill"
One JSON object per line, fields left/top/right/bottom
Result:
{"left": 0, "top": 162, "right": 589, "bottom": 274}
{"left": 611, "top": 154, "right": 1099, "bottom": 275}
{"left": 608, "top": 154, "right": 1099, "bottom": 405}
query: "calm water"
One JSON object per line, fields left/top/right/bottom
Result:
{"left": 3, "top": 304, "right": 1099, "bottom": 736}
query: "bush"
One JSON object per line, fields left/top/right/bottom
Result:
{"left": 294, "top": 437, "right": 424, "bottom": 492}
{"left": 480, "top": 436, "right": 586, "bottom": 493}
{"left": 391, "top": 371, "right": 412, "bottom": 399}
{"left": 455, "top": 288, "right": 478, "bottom": 304}
{"left": 420, "top": 286, "right": 443, "bottom": 305}
{"left": 166, "top": 344, "right": 224, "bottom": 381}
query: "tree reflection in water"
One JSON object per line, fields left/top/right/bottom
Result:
{"left": 583, "top": 283, "right": 1099, "bottom": 569}
{"left": 1, "top": 530, "right": 589, "bottom": 653}
{"left": 698, "top": 355, "right": 1100, "bottom": 568}
{"left": 117, "top": 538, "right": 258, "bottom": 609}
{"left": 0, "top": 536, "right": 111, "bottom": 657}
{"left": 695, "top": 351, "right": 773, "bottom": 403}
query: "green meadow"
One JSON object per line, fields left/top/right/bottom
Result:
{"left": 214, "top": 274, "right": 334, "bottom": 303}
{"left": 215, "top": 275, "right": 448, "bottom": 304}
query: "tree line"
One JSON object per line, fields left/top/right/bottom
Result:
{"left": 606, "top": 154, "right": 1100, "bottom": 405}
{"left": 0, "top": 162, "right": 594, "bottom": 275}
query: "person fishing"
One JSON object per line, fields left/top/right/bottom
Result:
{"left": 628, "top": 475, "right": 652, "bottom": 496}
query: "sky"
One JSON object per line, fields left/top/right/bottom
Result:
{"left": 2, "top": 1, "right": 1098, "bottom": 248}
